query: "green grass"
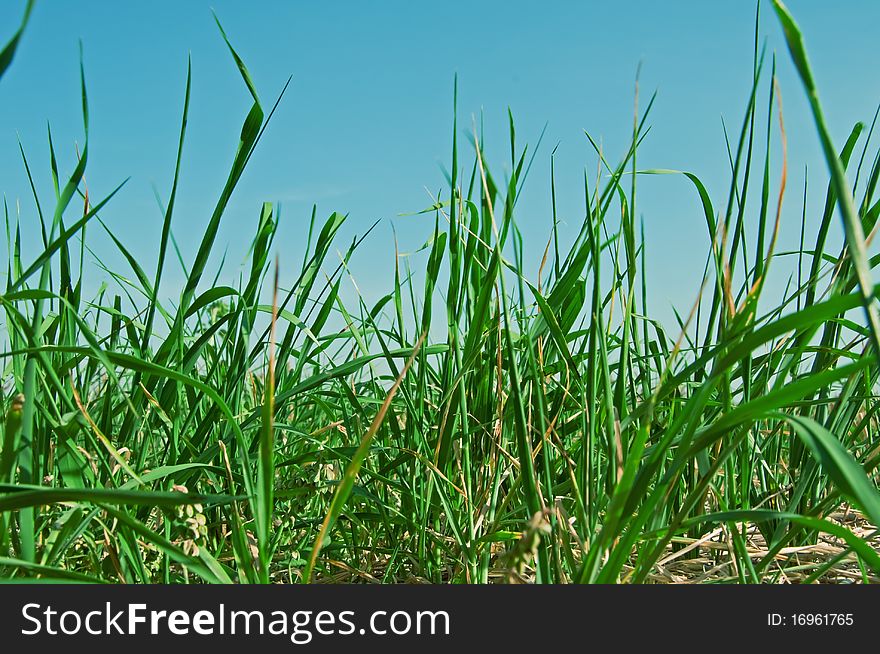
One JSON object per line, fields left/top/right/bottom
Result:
{"left": 2, "top": 0, "right": 880, "bottom": 583}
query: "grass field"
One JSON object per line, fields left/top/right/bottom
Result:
{"left": 3, "top": 1, "right": 880, "bottom": 584}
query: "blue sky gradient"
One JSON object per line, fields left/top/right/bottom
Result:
{"left": 1, "top": 1, "right": 879, "bottom": 327}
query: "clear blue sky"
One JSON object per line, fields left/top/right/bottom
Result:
{"left": 2, "top": 1, "right": 879, "bottom": 328}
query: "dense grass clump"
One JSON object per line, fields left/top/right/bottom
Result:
{"left": 2, "top": 1, "right": 880, "bottom": 583}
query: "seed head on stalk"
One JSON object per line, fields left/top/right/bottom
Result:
{"left": 0, "top": 393, "right": 25, "bottom": 483}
